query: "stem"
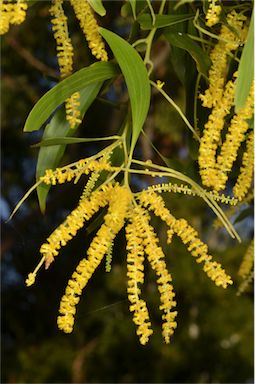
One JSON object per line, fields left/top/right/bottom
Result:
{"left": 8, "top": 180, "right": 42, "bottom": 221}
{"left": 151, "top": 81, "right": 200, "bottom": 141}
{"left": 194, "top": 73, "right": 202, "bottom": 137}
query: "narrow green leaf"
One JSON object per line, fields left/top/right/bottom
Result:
{"left": 36, "top": 83, "right": 101, "bottom": 213}
{"left": 234, "top": 207, "right": 253, "bottom": 224}
{"left": 100, "top": 28, "right": 150, "bottom": 149}
{"left": 24, "top": 61, "right": 118, "bottom": 132}
{"left": 137, "top": 13, "right": 193, "bottom": 30}
{"left": 34, "top": 135, "right": 120, "bottom": 147}
{"left": 164, "top": 31, "right": 211, "bottom": 77}
{"left": 235, "top": 11, "right": 254, "bottom": 112}
{"left": 174, "top": 0, "right": 194, "bottom": 10}
{"left": 87, "top": 0, "right": 106, "bottom": 16}
{"left": 128, "top": 0, "right": 136, "bottom": 19}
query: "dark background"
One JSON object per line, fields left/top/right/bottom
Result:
{"left": 1, "top": 1, "right": 253, "bottom": 383}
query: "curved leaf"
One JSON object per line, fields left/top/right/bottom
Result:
{"left": 34, "top": 135, "right": 120, "bottom": 147}
{"left": 36, "top": 83, "right": 102, "bottom": 213}
{"left": 164, "top": 31, "right": 211, "bottom": 77}
{"left": 87, "top": 0, "right": 106, "bottom": 16}
{"left": 128, "top": 0, "right": 136, "bottom": 19}
{"left": 100, "top": 27, "right": 150, "bottom": 149}
{"left": 24, "top": 61, "right": 118, "bottom": 132}
{"left": 235, "top": 11, "right": 254, "bottom": 112}
{"left": 137, "top": 14, "right": 193, "bottom": 30}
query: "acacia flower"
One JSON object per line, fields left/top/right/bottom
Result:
{"left": 139, "top": 191, "right": 233, "bottom": 288}
{"left": 238, "top": 240, "right": 254, "bottom": 280}
{"left": 57, "top": 185, "right": 132, "bottom": 333}
{"left": 215, "top": 82, "right": 254, "bottom": 192}
{"left": 233, "top": 131, "right": 254, "bottom": 201}
{"left": 126, "top": 217, "right": 153, "bottom": 345}
{"left": 205, "top": 0, "right": 222, "bottom": 27}
{"left": 40, "top": 184, "right": 114, "bottom": 269}
{"left": 200, "top": 11, "right": 247, "bottom": 108}
{"left": 49, "top": 0, "right": 81, "bottom": 128}
{"left": 0, "top": 0, "right": 28, "bottom": 35}
{"left": 70, "top": 0, "right": 108, "bottom": 62}
{"left": 198, "top": 79, "right": 236, "bottom": 188}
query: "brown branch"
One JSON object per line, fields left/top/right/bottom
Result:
{"left": 5, "top": 35, "right": 59, "bottom": 79}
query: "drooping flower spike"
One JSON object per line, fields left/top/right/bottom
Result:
{"left": 199, "top": 11, "right": 253, "bottom": 198}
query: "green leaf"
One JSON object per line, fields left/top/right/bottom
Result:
{"left": 24, "top": 61, "right": 118, "bottom": 132}
{"left": 36, "top": 83, "right": 101, "bottom": 213}
{"left": 128, "top": 0, "right": 136, "bottom": 19}
{"left": 235, "top": 11, "right": 254, "bottom": 112}
{"left": 87, "top": 0, "right": 106, "bottom": 16}
{"left": 164, "top": 31, "right": 211, "bottom": 77}
{"left": 34, "top": 136, "right": 120, "bottom": 147}
{"left": 234, "top": 207, "right": 254, "bottom": 224}
{"left": 174, "top": 0, "right": 194, "bottom": 10}
{"left": 100, "top": 28, "right": 150, "bottom": 150}
{"left": 137, "top": 14, "right": 193, "bottom": 30}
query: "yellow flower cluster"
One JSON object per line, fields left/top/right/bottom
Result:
{"left": 139, "top": 191, "right": 233, "bottom": 288}
{"left": 25, "top": 174, "right": 235, "bottom": 344}
{"left": 0, "top": 0, "right": 27, "bottom": 35}
{"left": 135, "top": 205, "right": 178, "bottom": 343}
{"left": 199, "top": 79, "right": 236, "bottom": 187}
{"left": 147, "top": 182, "right": 238, "bottom": 205}
{"left": 65, "top": 91, "right": 82, "bottom": 129}
{"left": 49, "top": 0, "right": 81, "bottom": 129}
{"left": 126, "top": 218, "right": 153, "bottom": 345}
{"left": 215, "top": 83, "right": 254, "bottom": 191}
{"left": 199, "top": 11, "right": 253, "bottom": 196}
{"left": 237, "top": 240, "right": 254, "bottom": 295}
{"left": 238, "top": 240, "right": 254, "bottom": 280}
{"left": 40, "top": 183, "right": 114, "bottom": 269}
{"left": 50, "top": 0, "right": 73, "bottom": 78}
{"left": 70, "top": 0, "right": 108, "bottom": 61}
{"left": 40, "top": 158, "right": 112, "bottom": 185}
{"left": 200, "top": 11, "right": 247, "bottom": 108}
{"left": 233, "top": 131, "right": 254, "bottom": 201}
{"left": 57, "top": 185, "right": 132, "bottom": 333}
{"left": 205, "top": 0, "right": 221, "bottom": 27}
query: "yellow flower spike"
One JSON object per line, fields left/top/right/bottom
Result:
{"left": 40, "top": 158, "right": 113, "bottom": 186}
{"left": 25, "top": 255, "right": 46, "bottom": 287}
{"left": 11, "top": 0, "right": 28, "bottom": 25}
{"left": 70, "top": 0, "right": 108, "bottom": 62}
{"left": 238, "top": 240, "right": 254, "bottom": 280}
{"left": 50, "top": 0, "right": 74, "bottom": 79}
{"left": 205, "top": 0, "right": 221, "bottom": 27}
{"left": 65, "top": 92, "right": 82, "bottom": 129}
{"left": 0, "top": 2, "right": 13, "bottom": 34}
{"left": 200, "top": 11, "right": 247, "bottom": 108}
{"left": 57, "top": 185, "right": 132, "bottom": 334}
{"left": 49, "top": 0, "right": 81, "bottom": 128}
{"left": 25, "top": 273, "right": 36, "bottom": 287}
{"left": 233, "top": 131, "right": 254, "bottom": 201}
{"left": 133, "top": 205, "right": 177, "bottom": 344}
{"left": 237, "top": 270, "right": 254, "bottom": 296}
{"left": 126, "top": 218, "right": 153, "bottom": 345}
{"left": 0, "top": 0, "right": 28, "bottom": 35}
{"left": 198, "top": 80, "right": 236, "bottom": 188}
{"left": 138, "top": 191, "right": 233, "bottom": 289}
{"left": 215, "top": 82, "right": 254, "bottom": 192}
{"left": 145, "top": 182, "right": 238, "bottom": 206}
{"left": 40, "top": 183, "right": 114, "bottom": 269}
